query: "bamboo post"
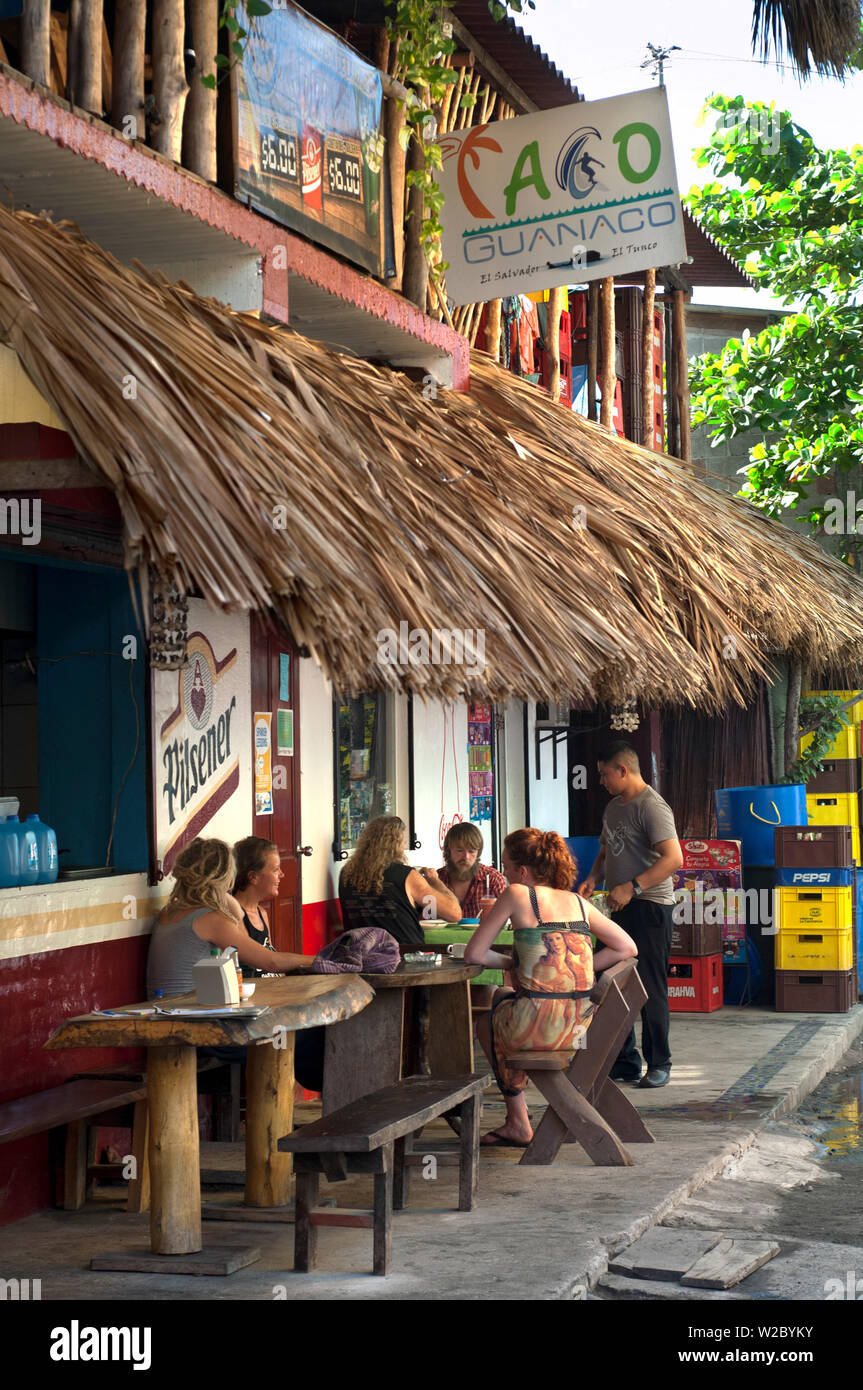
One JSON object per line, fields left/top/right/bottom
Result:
{"left": 784, "top": 659, "right": 803, "bottom": 778}
{"left": 111, "top": 0, "right": 145, "bottom": 137}
{"left": 665, "top": 294, "right": 679, "bottom": 458}
{"left": 384, "top": 95, "right": 407, "bottom": 290}
{"left": 183, "top": 0, "right": 217, "bottom": 180}
{"left": 547, "top": 285, "right": 563, "bottom": 403}
{"left": 599, "top": 277, "right": 615, "bottom": 430}
{"left": 68, "top": 0, "right": 103, "bottom": 113}
{"left": 152, "top": 0, "right": 189, "bottom": 161}
{"left": 484, "top": 298, "right": 502, "bottom": 361}
{"left": 21, "top": 0, "right": 51, "bottom": 87}
{"left": 402, "top": 130, "right": 429, "bottom": 309}
{"left": 586, "top": 280, "right": 598, "bottom": 421}
{"left": 673, "top": 288, "right": 692, "bottom": 465}
{"left": 147, "top": 1045, "right": 201, "bottom": 1254}
{"left": 641, "top": 268, "right": 656, "bottom": 448}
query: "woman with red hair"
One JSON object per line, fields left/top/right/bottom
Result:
{"left": 465, "top": 828, "right": 637, "bottom": 1147}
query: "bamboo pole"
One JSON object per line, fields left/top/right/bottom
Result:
{"left": 599, "top": 277, "right": 615, "bottom": 430}
{"left": 402, "top": 130, "right": 429, "bottom": 309}
{"left": 547, "top": 285, "right": 563, "bottom": 403}
{"left": 68, "top": 0, "right": 102, "bottom": 113}
{"left": 111, "top": 0, "right": 145, "bottom": 136}
{"left": 183, "top": 0, "right": 218, "bottom": 180}
{"left": 641, "top": 268, "right": 656, "bottom": 449}
{"left": 484, "top": 298, "right": 502, "bottom": 361}
{"left": 21, "top": 0, "right": 51, "bottom": 87}
{"left": 384, "top": 95, "right": 407, "bottom": 290}
{"left": 673, "top": 288, "right": 692, "bottom": 465}
{"left": 152, "top": 0, "right": 189, "bottom": 161}
{"left": 586, "top": 281, "right": 598, "bottom": 422}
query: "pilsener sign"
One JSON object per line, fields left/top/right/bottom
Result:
{"left": 436, "top": 87, "right": 686, "bottom": 305}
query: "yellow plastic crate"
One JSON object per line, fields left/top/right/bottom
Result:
{"left": 800, "top": 724, "right": 858, "bottom": 760}
{"left": 776, "top": 885, "right": 854, "bottom": 931}
{"left": 776, "top": 927, "right": 854, "bottom": 972}
{"left": 806, "top": 792, "right": 860, "bottom": 829}
{"left": 803, "top": 689, "right": 863, "bottom": 724}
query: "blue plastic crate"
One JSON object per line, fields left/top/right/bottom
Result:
{"left": 776, "top": 866, "right": 854, "bottom": 887}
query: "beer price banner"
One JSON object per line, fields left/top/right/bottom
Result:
{"left": 436, "top": 86, "right": 686, "bottom": 304}
{"left": 234, "top": 1, "right": 384, "bottom": 275}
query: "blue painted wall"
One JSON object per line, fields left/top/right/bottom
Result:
{"left": 37, "top": 565, "right": 148, "bottom": 874}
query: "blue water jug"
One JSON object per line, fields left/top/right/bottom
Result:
{"left": 0, "top": 817, "right": 19, "bottom": 888}
{"left": 13, "top": 815, "right": 39, "bottom": 886}
{"left": 27, "top": 814, "right": 58, "bottom": 884}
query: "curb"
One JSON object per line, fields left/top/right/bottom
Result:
{"left": 562, "top": 1006, "right": 863, "bottom": 1298}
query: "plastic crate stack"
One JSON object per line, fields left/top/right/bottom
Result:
{"left": 774, "top": 826, "right": 857, "bottom": 1012}
{"left": 801, "top": 688, "right": 863, "bottom": 866}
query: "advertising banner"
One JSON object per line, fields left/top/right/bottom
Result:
{"left": 436, "top": 86, "right": 686, "bottom": 304}
{"left": 234, "top": 0, "right": 385, "bottom": 275}
{"left": 153, "top": 605, "right": 252, "bottom": 879}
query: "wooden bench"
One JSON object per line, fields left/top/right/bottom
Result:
{"left": 0, "top": 1079, "right": 149, "bottom": 1211}
{"left": 278, "top": 1073, "right": 491, "bottom": 1275}
{"left": 509, "top": 958, "right": 655, "bottom": 1167}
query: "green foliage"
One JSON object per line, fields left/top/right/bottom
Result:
{"left": 784, "top": 694, "right": 851, "bottom": 784}
{"left": 389, "top": 1, "right": 535, "bottom": 285}
{"left": 687, "top": 96, "right": 863, "bottom": 545}
{"left": 202, "top": 2, "right": 272, "bottom": 90}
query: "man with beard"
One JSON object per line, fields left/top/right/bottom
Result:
{"left": 437, "top": 823, "right": 507, "bottom": 917}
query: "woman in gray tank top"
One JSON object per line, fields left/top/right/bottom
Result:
{"left": 146, "top": 837, "right": 314, "bottom": 997}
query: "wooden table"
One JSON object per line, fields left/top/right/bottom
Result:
{"left": 322, "top": 960, "right": 482, "bottom": 1115}
{"left": 45, "top": 974, "right": 373, "bottom": 1276}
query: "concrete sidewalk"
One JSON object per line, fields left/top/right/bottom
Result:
{"left": 4, "top": 1002, "right": 863, "bottom": 1301}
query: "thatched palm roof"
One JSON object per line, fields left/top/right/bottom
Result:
{"left": 752, "top": 0, "right": 862, "bottom": 78}
{"left": 0, "top": 204, "right": 862, "bottom": 709}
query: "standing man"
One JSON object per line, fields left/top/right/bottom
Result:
{"left": 579, "top": 741, "right": 682, "bottom": 1089}
{"left": 438, "top": 823, "right": 507, "bottom": 917}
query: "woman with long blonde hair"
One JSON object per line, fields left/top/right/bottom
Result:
{"left": 147, "top": 837, "right": 314, "bottom": 997}
{"left": 339, "top": 815, "right": 461, "bottom": 946}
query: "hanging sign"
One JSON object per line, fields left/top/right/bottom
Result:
{"left": 436, "top": 86, "right": 686, "bottom": 305}
{"left": 234, "top": 1, "right": 385, "bottom": 276}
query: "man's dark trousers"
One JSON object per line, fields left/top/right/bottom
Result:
{"left": 610, "top": 899, "right": 673, "bottom": 1076}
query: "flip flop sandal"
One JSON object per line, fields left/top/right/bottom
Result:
{"left": 480, "top": 1130, "right": 530, "bottom": 1148}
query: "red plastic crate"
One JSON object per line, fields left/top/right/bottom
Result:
{"left": 667, "top": 953, "right": 724, "bottom": 1012}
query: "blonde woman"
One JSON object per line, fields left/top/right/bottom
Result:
{"left": 339, "top": 815, "right": 461, "bottom": 946}
{"left": 147, "top": 837, "right": 314, "bottom": 997}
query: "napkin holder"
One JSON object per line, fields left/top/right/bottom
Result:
{"left": 193, "top": 950, "right": 240, "bottom": 1005}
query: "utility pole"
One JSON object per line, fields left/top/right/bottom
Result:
{"left": 641, "top": 42, "right": 680, "bottom": 87}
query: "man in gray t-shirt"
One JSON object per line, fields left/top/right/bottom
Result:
{"left": 579, "top": 742, "right": 682, "bottom": 1089}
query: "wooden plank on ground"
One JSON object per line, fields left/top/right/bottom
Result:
{"left": 680, "top": 1238, "right": 781, "bottom": 1290}
{"left": 90, "top": 1246, "right": 261, "bottom": 1276}
{"left": 609, "top": 1228, "right": 723, "bottom": 1282}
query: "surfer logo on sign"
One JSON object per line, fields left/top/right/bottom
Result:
{"left": 556, "top": 127, "right": 606, "bottom": 199}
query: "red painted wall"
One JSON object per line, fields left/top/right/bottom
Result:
{"left": 301, "top": 897, "right": 342, "bottom": 956}
{"left": 0, "top": 935, "right": 147, "bottom": 1226}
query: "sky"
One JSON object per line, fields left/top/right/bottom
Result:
{"left": 518, "top": 0, "right": 863, "bottom": 307}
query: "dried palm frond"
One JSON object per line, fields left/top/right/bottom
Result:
{"left": 752, "top": 0, "right": 862, "bottom": 78}
{"left": 0, "top": 204, "right": 862, "bottom": 710}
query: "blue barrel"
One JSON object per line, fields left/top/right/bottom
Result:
{"left": 714, "top": 784, "right": 807, "bottom": 867}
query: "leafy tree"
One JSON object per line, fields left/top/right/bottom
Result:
{"left": 687, "top": 95, "right": 863, "bottom": 554}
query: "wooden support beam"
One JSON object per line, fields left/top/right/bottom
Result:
{"left": 402, "top": 130, "right": 429, "bottom": 310}
{"left": 151, "top": 0, "right": 189, "bottom": 161}
{"left": 673, "top": 288, "right": 691, "bottom": 464}
{"left": 183, "top": 0, "right": 218, "bottom": 180}
{"left": 68, "top": 0, "right": 102, "bottom": 113}
{"left": 446, "top": 12, "right": 537, "bottom": 113}
{"left": 484, "top": 298, "right": 502, "bottom": 361}
{"left": 111, "top": 0, "right": 145, "bottom": 136}
{"left": 641, "top": 267, "right": 656, "bottom": 449}
{"left": 599, "top": 277, "right": 615, "bottom": 431}
{"left": 21, "top": 0, "right": 51, "bottom": 88}
{"left": 384, "top": 94, "right": 407, "bottom": 291}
